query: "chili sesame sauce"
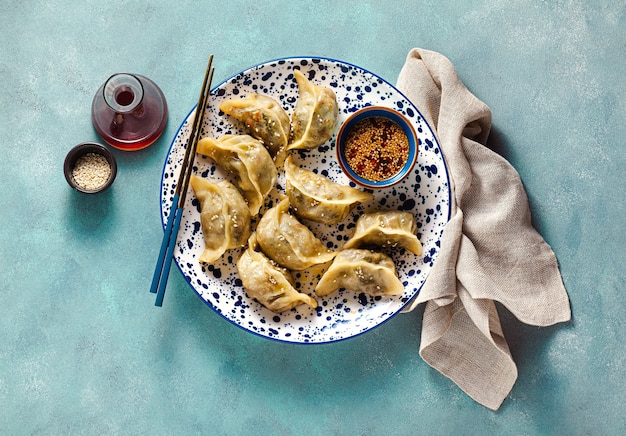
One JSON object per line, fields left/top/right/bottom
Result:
{"left": 344, "top": 117, "right": 409, "bottom": 181}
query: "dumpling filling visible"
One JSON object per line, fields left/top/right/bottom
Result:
{"left": 219, "top": 94, "right": 290, "bottom": 166}
{"left": 237, "top": 233, "right": 318, "bottom": 313}
{"left": 315, "top": 249, "right": 404, "bottom": 297}
{"left": 197, "top": 134, "right": 277, "bottom": 216}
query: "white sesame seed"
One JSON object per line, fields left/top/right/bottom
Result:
{"left": 72, "top": 153, "right": 111, "bottom": 190}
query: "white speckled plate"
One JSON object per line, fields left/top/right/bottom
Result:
{"left": 160, "top": 57, "right": 450, "bottom": 343}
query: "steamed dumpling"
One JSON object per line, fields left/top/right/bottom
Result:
{"left": 314, "top": 249, "right": 404, "bottom": 297}
{"left": 219, "top": 94, "right": 290, "bottom": 166}
{"left": 285, "top": 155, "right": 373, "bottom": 224}
{"left": 343, "top": 210, "right": 423, "bottom": 256}
{"left": 197, "top": 134, "right": 277, "bottom": 216}
{"left": 237, "top": 233, "right": 318, "bottom": 313}
{"left": 256, "top": 198, "right": 336, "bottom": 271}
{"left": 288, "top": 69, "right": 339, "bottom": 150}
{"left": 190, "top": 175, "right": 251, "bottom": 264}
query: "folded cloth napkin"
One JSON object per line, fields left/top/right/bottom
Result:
{"left": 396, "top": 48, "right": 571, "bottom": 410}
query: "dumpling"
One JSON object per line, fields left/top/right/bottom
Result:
{"left": 314, "top": 249, "right": 404, "bottom": 297}
{"left": 219, "top": 94, "right": 290, "bottom": 166}
{"left": 288, "top": 69, "right": 339, "bottom": 150}
{"left": 197, "top": 134, "right": 277, "bottom": 216}
{"left": 285, "top": 155, "right": 373, "bottom": 224}
{"left": 237, "top": 233, "right": 318, "bottom": 313}
{"left": 256, "top": 197, "right": 336, "bottom": 270}
{"left": 190, "top": 175, "right": 251, "bottom": 264}
{"left": 343, "top": 211, "right": 423, "bottom": 256}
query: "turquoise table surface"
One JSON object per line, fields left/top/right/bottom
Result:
{"left": 1, "top": 0, "right": 625, "bottom": 434}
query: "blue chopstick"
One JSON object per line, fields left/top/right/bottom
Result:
{"left": 150, "top": 193, "right": 179, "bottom": 295}
{"left": 154, "top": 206, "right": 184, "bottom": 306}
{"left": 150, "top": 56, "right": 214, "bottom": 306}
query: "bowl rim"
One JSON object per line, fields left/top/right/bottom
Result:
{"left": 335, "top": 105, "right": 418, "bottom": 189}
{"left": 64, "top": 141, "right": 118, "bottom": 193}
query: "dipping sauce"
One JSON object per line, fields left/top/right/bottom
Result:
{"left": 71, "top": 152, "right": 112, "bottom": 191}
{"left": 343, "top": 116, "right": 409, "bottom": 182}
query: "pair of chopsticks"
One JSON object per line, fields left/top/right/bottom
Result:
{"left": 150, "top": 55, "right": 215, "bottom": 306}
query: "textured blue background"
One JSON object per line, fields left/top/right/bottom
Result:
{"left": 1, "top": 1, "right": 624, "bottom": 434}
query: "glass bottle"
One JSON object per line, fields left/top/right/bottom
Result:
{"left": 91, "top": 73, "right": 168, "bottom": 151}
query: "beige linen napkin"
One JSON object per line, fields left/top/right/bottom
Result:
{"left": 396, "top": 48, "right": 571, "bottom": 410}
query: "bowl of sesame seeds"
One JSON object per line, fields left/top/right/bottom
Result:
{"left": 64, "top": 142, "right": 117, "bottom": 193}
{"left": 336, "top": 106, "right": 418, "bottom": 189}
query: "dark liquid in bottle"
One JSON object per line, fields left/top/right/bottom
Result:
{"left": 92, "top": 75, "right": 168, "bottom": 151}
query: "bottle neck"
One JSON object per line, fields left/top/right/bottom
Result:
{"left": 103, "top": 73, "right": 144, "bottom": 114}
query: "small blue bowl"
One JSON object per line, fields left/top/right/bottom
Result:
{"left": 336, "top": 106, "right": 418, "bottom": 189}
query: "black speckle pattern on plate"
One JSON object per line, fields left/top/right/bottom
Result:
{"left": 160, "top": 57, "right": 451, "bottom": 344}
